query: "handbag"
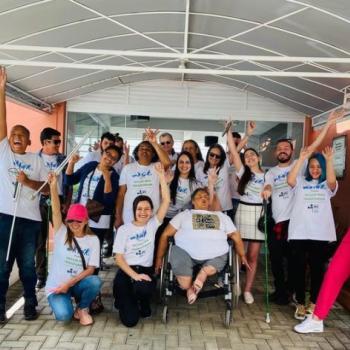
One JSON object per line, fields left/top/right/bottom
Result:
{"left": 85, "top": 169, "right": 104, "bottom": 223}
{"left": 72, "top": 237, "right": 104, "bottom": 315}
{"left": 257, "top": 200, "right": 275, "bottom": 233}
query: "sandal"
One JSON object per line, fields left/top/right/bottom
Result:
{"left": 187, "top": 287, "right": 198, "bottom": 305}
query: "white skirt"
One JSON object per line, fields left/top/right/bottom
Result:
{"left": 235, "top": 202, "right": 264, "bottom": 241}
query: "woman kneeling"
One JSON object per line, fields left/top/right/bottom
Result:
{"left": 113, "top": 163, "right": 170, "bottom": 327}
{"left": 46, "top": 174, "right": 101, "bottom": 326}
{"left": 156, "top": 188, "right": 249, "bottom": 304}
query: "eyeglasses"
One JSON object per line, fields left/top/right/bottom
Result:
{"left": 47, "top": 139, "right": 62, "bottom": 145}
{"left": 66, "top": 219, "right": 83, "bottom": 224}
{"left": 209, "top": 152, "right": 221, "bottom": 160}
{"left": 160, "top": 141, "right": 171, "bottom": 145}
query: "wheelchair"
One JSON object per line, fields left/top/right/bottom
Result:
{"left": 159, "top": 238, "right": 240, "bottom": 328}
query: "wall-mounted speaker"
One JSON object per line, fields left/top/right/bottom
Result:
{"left": 204, "top": 136, "right": 218, "bottom": 147}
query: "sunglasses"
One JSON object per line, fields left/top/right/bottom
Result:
{"left": 66, "top": 219, "right": 83, "bottom": 224}
{"left": 209, "top": 152, "right": 221, "bottom": 160}
{"left": 47, "top": 139, "right": 62, "bottom": 145}
{"left": 160, "top": 141, "right": 171, "bottom": 145}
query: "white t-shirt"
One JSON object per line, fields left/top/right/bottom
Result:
{"left": 170, "top": 209, "right": 236, "bottom": 260}
{"left": 45, "top": 224, "right": 100, "bottom": 296}
{"left": 194, "top": 160, "right": 204, "bottom": 176}
{"left": 120, "top": 162, "right": 160, "bottom": 223}
{"left": 265, "top": 160, "right": 307, "bottom": 223}
{"left": 41, "top": 153, "right": 63, "bottom": 196}
{"left": 79, "top": 169, "right": 110, "bottom": 229}
{"left": 113, "top": 216, "right": 161, "bottom": 267}
{"left": 166, "top": 178, "right": 202, "bottom": 218}
{"left": 0, "top": 139, "right": 48, "bottom": 221}
{"left": 236, "top": 167, "right": 265, "bottom": 204}
{"left": 288, "top": 178, "right": 338, "bottom": 242}
{"left": 197, "top": 162, "right": 233, "bottom": 211}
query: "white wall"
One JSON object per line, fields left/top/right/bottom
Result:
{"left": 67, "top": 80, "right": 304, "bottom": 123}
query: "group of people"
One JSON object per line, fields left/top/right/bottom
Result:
{"left": 0, "top": 66, "right": 349, "bottom": 333}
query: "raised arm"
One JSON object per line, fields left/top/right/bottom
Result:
{"left": 308, "top": 109, "right": 346, "bottom": 153}
{"left": 236, "top": 121, "right": 256, "bottom": 153}
{"left": 226, "top": 122, "right": 244, "bottom": 172}
{"left": 207, "top": 167, "right": 222, "bottom": 211}
{"left": 0, "top": 67, "right": 7, "bottom": 141}
{"left": 48, "top": 173, "right": 63, "bottom": 231}
{"left": 65, "top": 153, "right": 80, "bottom": 175}
{"left": 144, "top": 128, "right": 171, "bottom": 170}
{"left": 287, "top": 147, "right": 311, "bottom": 188}
{"left": 155, "top": 223, "right": 177, "bottom": 273}
{"left": 114, "top": 185, "right": 126, "bottom": 229}
{"left": 154, "top": 162, "right": 171, "bottom": 222}
{"left": 322, "top": 146, "right": 337, "bottom": 191}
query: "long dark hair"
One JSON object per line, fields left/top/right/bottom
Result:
{"left": 182, "top": 139, "right": 204, "bottom": 161}
{"left": 170, "top": 151, "right": 197, "bottom": 205}
{"left": 65, "top": 223, "right": 93, "bottom": 249}
{"left": 203, "top": 144, "right": 226, "bottom": 174}
{"left": 237, "top": 148, "right": 262, "bottom": 196}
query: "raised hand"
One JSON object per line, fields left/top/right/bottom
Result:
{"left": 208, "top": 167, "right": 219, "bottom": 186}
{"left": 299, "top": 147, "right": 312, "bottom": 161}
{"left": 322, "top": 146, "right": 334, "bottom": 161}
{"left": 48, "top": 172, "right": 58, "bottom": 188}
{"left": 246, "top": 121, "right": 256, "bottom": 136}
{"left": 144, "top": 128, "right": 159, "bottom": 143}
{"left": 154, "top": 162, "right": 165, "bottom": 176}
{"left": 68, "top": 153, "right": 80, "bottom": 165}
{"left": 327, "top": 108, "right": 346, "bottom": 125}
{"left": 0, "top": 67, "right": 6, "bottom": 91}
{"left": 123, "top": 141, "right": 130, "bottom": 156}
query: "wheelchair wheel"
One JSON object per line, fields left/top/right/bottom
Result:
{"left": 162, "top": 305, "right": 168, "bottom": 324}
{"left": 224, "top": 309, "right": 231, "bottom": 328}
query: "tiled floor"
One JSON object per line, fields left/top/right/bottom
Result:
{"left": 1, "top": 261, "right": 350, "bottom": 350}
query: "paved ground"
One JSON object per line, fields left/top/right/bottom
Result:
{"left": 1, "top": 260, "right": 350, "bottom": 350}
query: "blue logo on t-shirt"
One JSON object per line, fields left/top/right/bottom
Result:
{"left": 131, "top": 170, "right": 151, "bottom": 178}
{"left": 130, "top": 229, "right": 147, "bottom": 241}
{"left": 13, "top": 159, "right": 32, "bottom": 171}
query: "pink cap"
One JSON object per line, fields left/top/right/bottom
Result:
{"left": 66, "top": 204, "right": 89, "bottom": 222}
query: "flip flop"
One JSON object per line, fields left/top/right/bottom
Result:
{"left": 187, "top": 287, "right": 198, "bottom": 305}
{"left": 193, "top": 279, "right": 204, "bottom": 294}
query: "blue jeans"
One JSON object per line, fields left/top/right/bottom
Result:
{"left": 0, "top": 213, "right": 40, "bottom": 306}
{"left": 48, "top": 275, "right": 102, "bottom": 321}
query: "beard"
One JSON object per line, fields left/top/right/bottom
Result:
{"left": 277, "top": 153, "right": 292, "bottom": 163}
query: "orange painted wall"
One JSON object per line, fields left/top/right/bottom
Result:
{"left": 5, "top": 98, "right": 66, "bottom": 153}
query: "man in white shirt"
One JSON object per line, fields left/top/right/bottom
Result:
{"left": 36, "top": 127, "right": 67, "bottom": 289}
{"left": 263, "top": 109, "right": 345, "bottom": 305}
{"left": 0, "top": 67, "right": 48, "bottom": 323}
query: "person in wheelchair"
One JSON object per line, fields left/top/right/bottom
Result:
{"left": 112, "top": 163, "right": 170, "bottom": 327}
{"left": 155, "top": 187, "right": 249, "bottom": 304}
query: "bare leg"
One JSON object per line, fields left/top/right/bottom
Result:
{"left": 244, "top": 242, "right": 261, "bottom": 292}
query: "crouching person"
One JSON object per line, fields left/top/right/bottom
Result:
{"left": 113, "top": 163, "right": 170, "bottom": 327}
{"left": 46, "top": 173, "right": 101, "bottom": 326}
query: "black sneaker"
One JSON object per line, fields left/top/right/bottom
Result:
{"left": 0, "top": 307, "right": 6, "bottom": 324}
{"left": 139, "top": 300, "right": 152, "bottom": 318}
{"left": 24, "top": 304, "right": 38, "bottom": 321}
{"left": 36, "top": 279, "right": 46, "bottom": 289}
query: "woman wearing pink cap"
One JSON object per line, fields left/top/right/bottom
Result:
{"left": 45, "top": 174, "right": 101, "bottom": 326}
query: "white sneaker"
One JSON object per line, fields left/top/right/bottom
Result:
{"left": 294, "top": 315, "right": 324, "bottom": 334}
{"left": 243, "top": 291, "right": 254, "bottom": 304}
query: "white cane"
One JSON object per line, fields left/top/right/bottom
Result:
{"left": 6, "top": 183, "right": 22, "bottom": 262}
